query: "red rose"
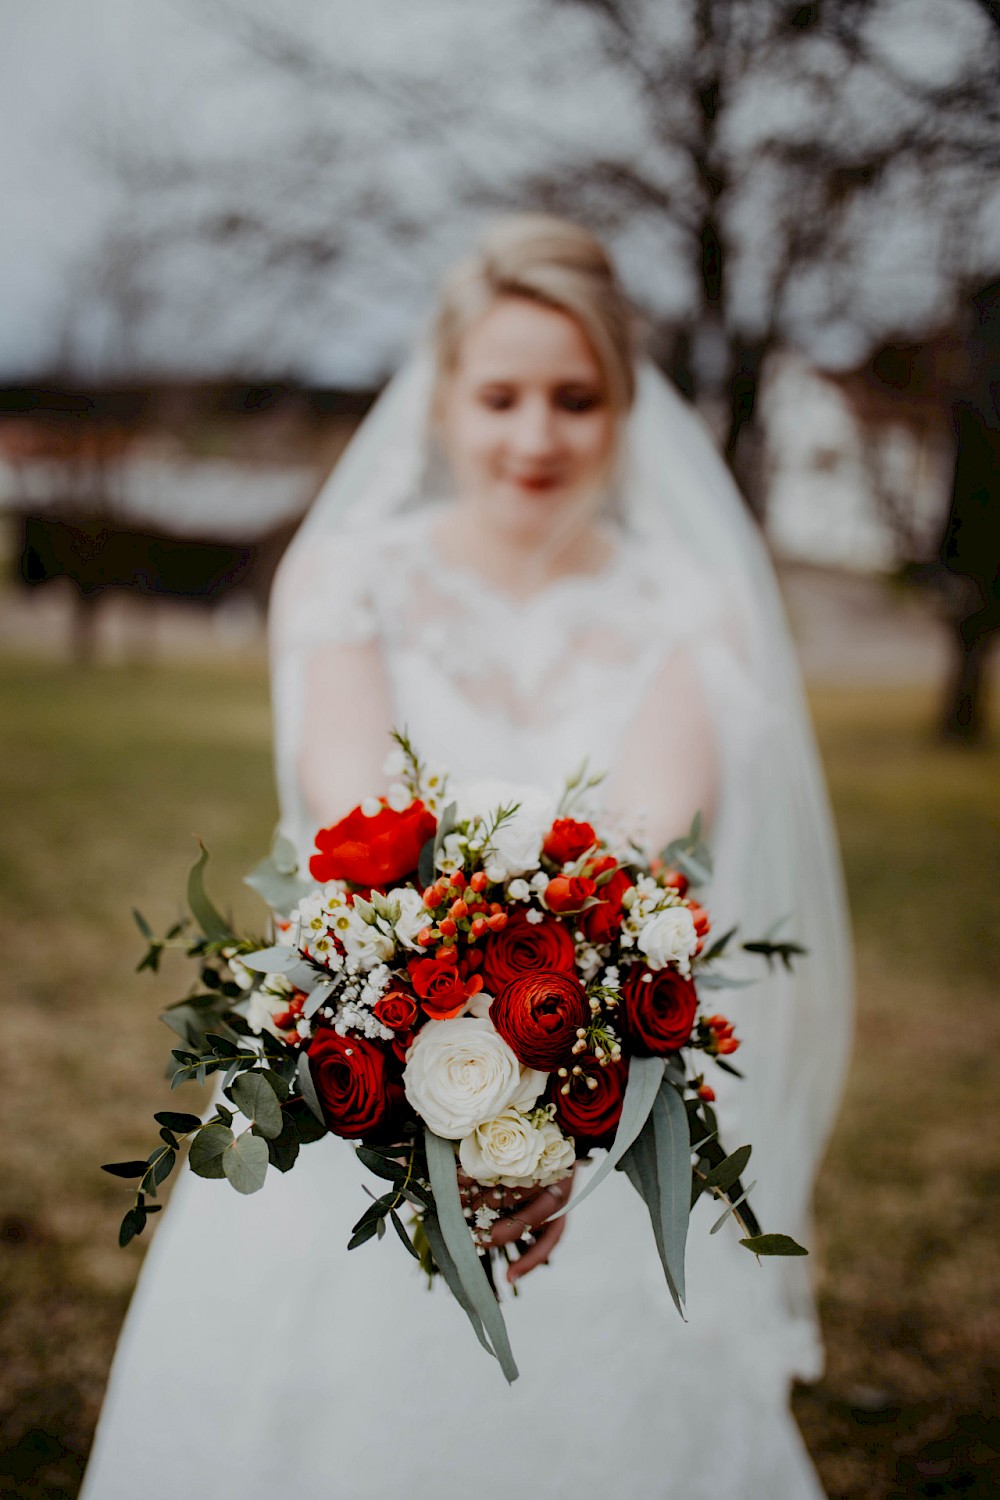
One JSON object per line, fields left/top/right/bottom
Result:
{"left": 550, "top": 1055, "right": 629, "bottom": 1149}
{"left": 306, "top": 1029, "right": 393, "bottom": 1139}
{"left": 621, "top": 965, "right": 698, "bottom": 1055}
{"left": 543, "top": 818, "right": 597, "bottom": 865}
{"left": 372, "top": 990, "right": 419, "bottom": 1032}
{"left": 579, "top": 856, "right": 633, "bottom": 945}
{"left": 490, "top": 971, "right": 589, "bottom": 1070}
{"left": 481, "top": 908, "right": 576, "bottom": 992}
{"left": 407, "top": 953, "right": 483, "bottom": 1020}
{"left": 544, "top": 874, "right": 597, "bottom": 913}
{"left": 309, "top": 799, "right": 436, "bottom": 888}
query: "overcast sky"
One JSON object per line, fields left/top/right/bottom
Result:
{"left": 3, "top": 0, "right": 998, "bottom": 383}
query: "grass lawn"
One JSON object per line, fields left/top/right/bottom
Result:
{"left": 0, "top": 655, "right": 997, "bottom": 1499}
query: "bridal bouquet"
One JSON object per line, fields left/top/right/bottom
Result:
{"left": 106, "top": 734, "right": 806, "bottom": 1382}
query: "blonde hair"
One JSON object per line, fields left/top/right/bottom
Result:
{"left": 433, "top": 214, "right": 637, "bottom": 411}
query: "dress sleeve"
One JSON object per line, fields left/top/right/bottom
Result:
{"left": 270, "top": 528, "right": 379, "bottom": 654}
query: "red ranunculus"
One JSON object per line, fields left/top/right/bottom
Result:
{"left": 550, "top": 1055, "right": 629, "bottom": 1149}
{"left": 490, "top": 971, "right": 589, "bottom": 1070}
{"left": 544, "top": 874, "right": 597, "bottom": 913}
{"left": 481, "top": 907, "right": 576, "bottom": 992}
{"left": 543, "top": 818, "right": 597, "bottom": 865}
{"left": 309, "top": 799, "right": 436, "bottom": 888}
{"left": 306, "top": 1029, "right": 393, "bottom": 1139}
{"left": 621, "top": 965, "right": 698, "bottom": 1056}
{"left": 407, "top": 954, "right": 483, "bottom": 1020}
{"left": 372, "top": 990, "right": 419, "bottom": 1032}
{"left": 579, "top": 856, "right": 633, "bottom": 945}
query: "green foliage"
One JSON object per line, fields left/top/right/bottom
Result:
{"left": 186, "top": 843, "right": 235, "bottom": 943}
{"left": 660, "top": 810, "right": 713, "bottom": 887}
{"left": 739, "top": 1233, "right": 808, "bottom": 1257}
{"left": 230, "top": 1072, "right": 283, "bottom": 1139}
{"left": 222, "top": 1130, "right": 269, "bottom": 1194}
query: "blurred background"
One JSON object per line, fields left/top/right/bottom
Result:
{"left": 1, "top": 2, "right": 998, "bottom": 1497}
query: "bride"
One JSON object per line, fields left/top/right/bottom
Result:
{"left": 81, "top": 215, "right": 852, "bottom": 1498}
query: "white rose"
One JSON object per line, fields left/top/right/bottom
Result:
{"left": 392, "top": 887, "right": 428, "bottom": 951}
{"left": 637, "top": 906, "right": 698, "bottom": 973}
{"left": 403, "top": 1017, "right": 527, "bottom": 1139}
{"left": 534, "top": 1118, "right": 577, "bottom": 1185}
{"left": 340, "top": 907, "right": 395, "bottom": 970}
{"left": 509, "top": 1064, "right": 547, "bottom": 1112}
{"left": 458, "top": 1108, "right": 545, "bottom": 1187}
{"left": 454, "top": 780, "right": 555, "bottom": 882}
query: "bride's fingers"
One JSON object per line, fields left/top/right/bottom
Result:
{"left": 486, "top": 1180, "right": 571, "bottom": 1247}
{"left": 506, "top": 1215, "right": 566, "bottom": 1283}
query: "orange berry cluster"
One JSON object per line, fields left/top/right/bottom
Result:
{"left": 703, "top": 1014, "right": 739, "bottom": 1055}
{"left": 417, "top": 869, "right": 508, "bottom": 949}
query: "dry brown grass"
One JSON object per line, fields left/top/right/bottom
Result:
{"left": 0, "top": 658, "right": 997, "bottom": 1498}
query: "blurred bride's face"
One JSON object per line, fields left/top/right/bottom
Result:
{"left": 436, "top": 295, "right": 617, "bottom": 545}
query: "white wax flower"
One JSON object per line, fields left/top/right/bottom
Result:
{"left": 637, "top": 906, "right": 698, "bottom": 974}
{"left": 403, "top": 1017, "right": 528, "bottom": 1139}
{"left": 458, "top": 1108, "right": 545, "bottom": 1187}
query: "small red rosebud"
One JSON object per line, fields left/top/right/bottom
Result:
{"left": 662, "top": 870, "right": 689, "bottom": 895}
{"left": 470, "top": 871, "right": 489, "bottom": 893}
{"left": 422, "top": 885, "right": 442, "bottom": 910}
{"left": 717, "top": 1037, "right": 740, "bottom": 1055}
{"left": 450, "top": 899, "right": 469, "bottom": 921}
{"left": 438, "top": 917, "right": 457, "bottom": 938}
{"left": 450, "top": 870, "right": 467, "bottom": 892}
{"left": 705, "top": 1014, "right": 728, "bottom": 1029}
{"left": 486, "top": 912, "right": 508, "bottom": 931}
{"left": 470, "top": 917, "right": 488, "bottom": 940}
{"left": 489, "top": 902, "right": 503, "bottom": 915}
{"left": 417, "top": 926, "right": 435, "bottom": 947}
{"left": 688, "top": 903, "right": 710, "bottom": 936}
{"left": 697, "top": 1083, "right": 716, "bottom": 1102}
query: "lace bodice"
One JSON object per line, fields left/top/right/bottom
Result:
{"left": 279, "top": 501, "right": 728, "bottom": 797}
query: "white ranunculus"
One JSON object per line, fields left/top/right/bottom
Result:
{"left": 340, "top": 908, "right": 395, "bottom": 970}
{"left": 403, "top": 1017, "right": 527, "bottom": 1139}
{"left": 453, "top": 779, "right": 555, "bottom": 882}
{"left": 392, "top": 887, "right": 428, "bottom": 951}
{"left": 534, "top": 1118, "right": 577, "bottom": 1185}
{"left": 637, "top": 906, "right": 698, "bottom": 973}
{"left": 458, "top": 1108, "right": 546, "bottom": 1187}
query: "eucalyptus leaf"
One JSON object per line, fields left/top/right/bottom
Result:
{"left": 244, "top": 838, "right": 313, "bottom": 917}
{"left": 187, "top": 843, "right": 234, "bottom": 943}
{"left": 222, "top": 1130, "right": 270, "bottom": 1194}
{"left": 390, "top": 1208, "right": 420, "bottom": 1259}
{"left": 739, "top": 1233, "right": 808, "bottom": 1257}
{"left": 703, "top": 1144, "right": 752, "bottom": 1194}
{"left": 420, "top": 1211, "right": 494, "bottom": 1360}
{"left": 710, "top": 1181, "right": 757, "bottom": 1234}
{"left": 550, "top": 1053, "right": 665, "bottom": 1220}
{"left": 618, "top": 1119, "right": 683, "bottom": 1317}
{"left": 153, "top": 1111, "right": 203, "bottom": 1134}
{"left": 425, "top": 1129, "right": 518, "bottom": 1383}
{"left": 266, "top": 1114, "right": 301, "bottom": 1174}
{"left": 649, "top": 1079, "right": 690, "bottom": 1308}
{"left": 101, "top": 1159, "right": 150, "bottom": 1179}
{"left": 241, "top": 945, "right": 301, "bottom": 975}
{"left": 231, "top": 1072, "right": 284, "bottom": 1140}
{"left": 694, "top": 971, "right": 758, "bottom": 990}
{"left": 118, "top": 1208, "right": 145, "bottom": 1248}
{"left": 132, "top": 908, "right": 154, "bottom": 940}
{"left": 297, "top": 1051, "right": 326, "bottom": 1126}
{"left": 303, "top": 981, "right": 336, "bottom": 1020}
{"left": 188, "top": 1123, "right": 234, "bottom": 1179}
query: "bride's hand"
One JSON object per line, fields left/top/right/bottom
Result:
{"left": 458, "top": 1166, "right": 577, "bottom": 1284}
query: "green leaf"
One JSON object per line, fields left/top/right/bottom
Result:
{"left": 739, "top": 1233, "right": 808, "bottom": 1257}
{"left": 389, "top": 1208, "right": 420, "bottom": 1259}
{"left": 240, "top": 946, "right": 301, "bottom": 975}
{"left": 222, "top": 1130, "right": 270, "bottom": 1194}
{"left": 266, "top": 1113, "right": 301, "bottom": 1173}
{"left": 118, "top": 1208, "right": 145, "bottom": 1248}
{"left": 419, "top": 1211, "right": 494, "bottom": 1357}
{"left": 144, "top": 1148, "right": 176, "bottom": 1188}
{"left": 188, "top": 1123, "right": 234, "bottom": 1179}
{"left": 424, "top": 1129, "right": 519, "bottom": 1383}
{"left": 153, "top": 1111, "right": 203, "bottom": 1134}
{"left": 356, "top": 1146, "right": 410, "bottom": 1184}
{"left": 296, "top": 1051, "right": 326, "bottom": 1125}
{"left": 287, "top": 1097, "right": 327, "bottom": 1143}
{"left": 699, "top": 926, "right": 738, "bottom": 964}
{"left": 101, "top": 1159, "right": 150, "bottom": 1179}
{"left": 244, "top": 834, "right": 313, "bottom": 917}
{"left": 551, "top": 1053, "right": 665, "bottom": 1220}
{"left": 132, "top": 908, "right": 154, "bottom": 940}
{"left": 231, "top": 1072, "right": 284, "bottom": 1140}
{"left": 703, "top": 1144, "right": 752, "bottom": 1194}
{"left": 710, "top": 1180, "right": 757, "bottom": 1234}
{"left": 187, "top": 843, "right": 234, "bottom": 943}
{"left": 649, "top": 1079, "right": 690, "bottom": 1308}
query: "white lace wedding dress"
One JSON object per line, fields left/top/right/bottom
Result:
{"left": 81, "top": 501, "right": 838, "bottom": 1499}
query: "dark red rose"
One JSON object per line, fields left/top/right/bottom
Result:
{"left": 306, "top": 1029, "right": 392, "bottom": 1139}
{"left": 490, "top": 971, "right": 589, "bottom": 1070}
{"left": 372, "top": 990, "right": 419, "bottom": 1032}
{"left": 481, "top": 908, "right": 576, "bottom": 992}
{"left": 579, "top": 856, "right": 633, "bottom": 945}
{"left": 544, "top": 874, "right": 597, "bottom": 913}
{"left": 543, "top": 818, "right": 597, "bottom": 865}
{"left": 550, "top": 1055, "right": 629, "bottom": 1149}
{"left": 621, "top": 965, "right": 698, "bottom": 1056}
{"left": 308, "top": 799, "right": 436, "bottom": 888}
{"left": 407, "top": 953, "right": 483, "bottom": 1020}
